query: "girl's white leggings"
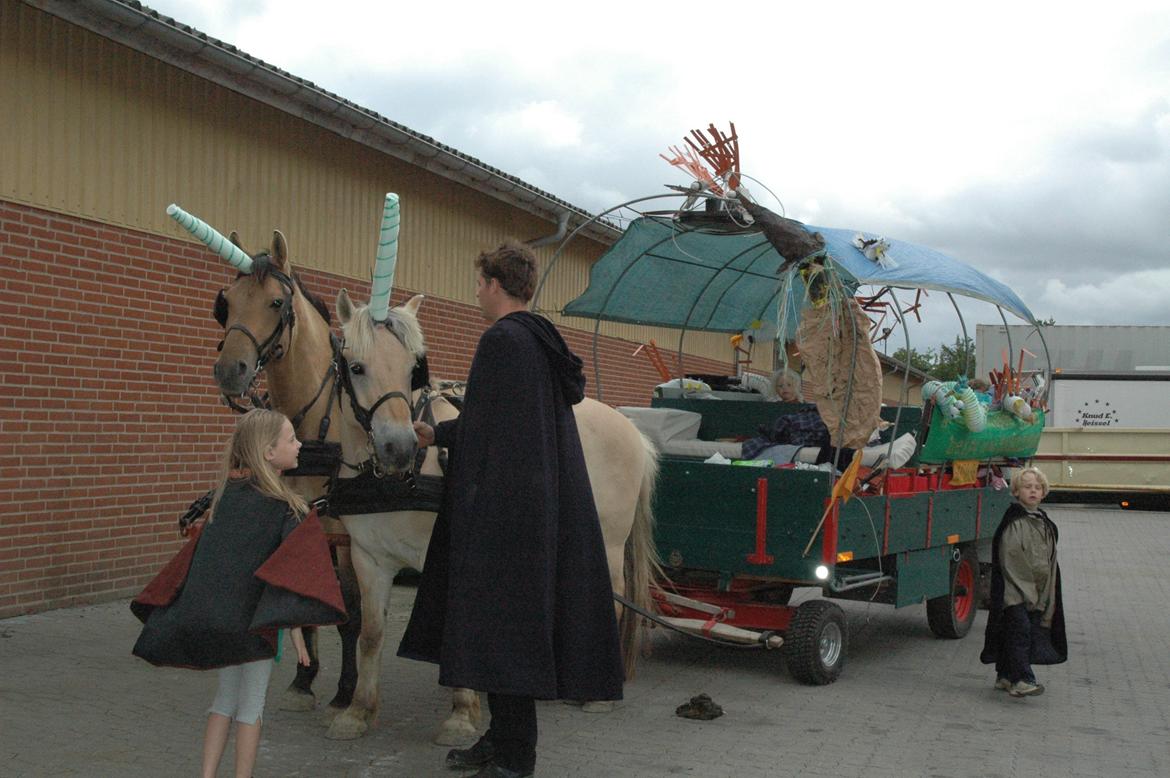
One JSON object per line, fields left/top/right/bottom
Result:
{"left": 209, "top": 658, "right": 273, "bottom": 725}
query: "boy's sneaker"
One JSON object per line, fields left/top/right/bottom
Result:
{"left": 994, "top": 677, "right": 1012, "bottom": 691}
{"left": 1009, "top": 679, "right": 1045, "bottom": 697}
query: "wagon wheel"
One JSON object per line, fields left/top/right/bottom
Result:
{"left": 926, "top": 547, "right": 979, "bottom": 639}
{"left": 783, "top": 600, "right": 848, "bottom": 685}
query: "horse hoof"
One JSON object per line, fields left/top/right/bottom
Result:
{"left": 278, "top": 689, "right": 317, "bottom": 712}
{"left": 325, "top": 712, "right": 369, "bottom": 741}
{"left": 581, "top": 700, "right": 616, "bottom": 714}
{"left": 432, "top": 720, "right": 478, "bottom": 747}
{"left": 320, "top": 705, "right": 343, "bottom": 725}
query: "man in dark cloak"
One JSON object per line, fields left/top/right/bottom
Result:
{"left": 400, "top": 240, "right": 623, "bottom": 778}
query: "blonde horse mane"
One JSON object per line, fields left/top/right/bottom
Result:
{"left": 342, "top": 300, "right": 426, "bottom": 362}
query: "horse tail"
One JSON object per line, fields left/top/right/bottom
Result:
{"left": 620, "top": 431, "right": 663, "bottom": 679}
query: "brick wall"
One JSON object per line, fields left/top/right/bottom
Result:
{"left": 0, "top": 200, "right": 729, "bottom": 618}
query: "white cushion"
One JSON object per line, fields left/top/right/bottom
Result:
{"left": 659, "top": 438, "right": 745, "bottom": 459}
{"left": 617, "top": 407, "right": 702, "bottom": 449}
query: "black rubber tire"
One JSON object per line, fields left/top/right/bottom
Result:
{"left": 926, "top": 547, "right": 979, "bottom": 639}
{"left": 783, "top": 600, "right": 848, "bottom": 685}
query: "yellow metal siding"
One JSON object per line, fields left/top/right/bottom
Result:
{"left": 0, "top": 0, "right": 736, "bottom": 366}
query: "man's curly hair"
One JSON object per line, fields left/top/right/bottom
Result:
{"left": 476, "top": 239, "right": 537, "bottom": 302}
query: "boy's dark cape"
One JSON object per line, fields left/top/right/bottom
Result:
{"left": 980, "top": 502, "right": 1068, "bottom": 666}
{"left": 131, "top": 484, "right": 346, "bottom": 670}
{"left": 398, "top": 311, "right": 625, "bottom": 702}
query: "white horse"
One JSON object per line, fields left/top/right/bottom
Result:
{"left": 328, "top": 290, "right": 660, "bottom": 743}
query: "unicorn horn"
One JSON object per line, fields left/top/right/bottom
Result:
{"left": 368, "top": 193, "right": 399, "bottom": 322}
{"left": 167, "top": 203, "right": 253, "bottom": 273}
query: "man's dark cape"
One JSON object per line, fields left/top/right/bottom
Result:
{"left": 980, "top": 502, "right": 1067, "bottom": 666}
{"left": 398, "top": 311, "right": 624, "bottom": 701}
{"left": 131, "top": 482, "right": 346, "bottom": 670}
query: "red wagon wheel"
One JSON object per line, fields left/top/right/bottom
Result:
{"left": 926, "top": 547, "right": 979, "bottom": 639}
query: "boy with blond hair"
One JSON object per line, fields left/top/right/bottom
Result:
{"left": 980, "top": 466, "right": 1068, "bottom": 697}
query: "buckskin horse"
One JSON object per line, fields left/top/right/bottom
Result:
{"left": 169, "top": 204, "right": 361, "bottom": 715}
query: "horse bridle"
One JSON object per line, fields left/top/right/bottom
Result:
{"left": 337, "top": 319, "right": 432, "bottom": 479}
{"left": 214, "top": 261, "right": 297, "bottom": 410}
{"left": 213, "top": 263, "right": 342, "bottom": 442}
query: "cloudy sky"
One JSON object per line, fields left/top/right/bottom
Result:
{"left": 145, "top": 0, "right": 1170, "bottom": 354}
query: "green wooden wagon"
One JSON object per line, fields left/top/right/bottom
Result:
{"left": 645, "top": 397, "right": 1038, "bottom": 683}
{"left": 543, "top": 186, "right": 1051, "bottom": 684}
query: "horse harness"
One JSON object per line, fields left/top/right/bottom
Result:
{"left": 179, "top": 310, "right": 445, "bottom": 534}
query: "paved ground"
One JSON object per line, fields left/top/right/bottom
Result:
{"left": 3, "top": 505, "right": 1169, "bottom": 777}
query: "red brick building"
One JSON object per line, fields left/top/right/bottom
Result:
{"left": 0, "top": 0, "right": 733, "bottom": 617}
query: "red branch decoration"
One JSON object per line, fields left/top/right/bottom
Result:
{"left": 661, "top": 122, "right": 741, "bottom": 193}
{"left": 659, "top": 145, "right": 723, "bottom": 195}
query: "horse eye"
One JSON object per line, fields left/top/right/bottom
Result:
{"left": 271, "top": 298, "right": 283, "bottom": 309}
{"left": 349, "top": 363, "right": 365, "bottom": 376}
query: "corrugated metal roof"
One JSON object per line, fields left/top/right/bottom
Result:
{"left": 22, "top": 0, "right": 620, "bottom": 246}
{"left": 976, "top": 324, "right": 1170, "bottom": 376}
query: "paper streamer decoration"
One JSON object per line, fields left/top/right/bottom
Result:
{"left": 369, "top": 193, "right": 399, "bottom": 322}
{"left": 167, "top": 203, "right": 253, "bottom": 273}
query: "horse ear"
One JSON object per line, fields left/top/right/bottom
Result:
{"left": 337, "top": 289, "right": 355, "bottom": 326}
{"left": 228, "top": 231, "right": 248, "bottom": 255}
{"left": 402, "top": 294, "right": 425, "bottom": 317}
{"left": 271, "top": 230, "right": 289, "bottom": 270}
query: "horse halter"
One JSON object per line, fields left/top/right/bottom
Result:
{"left": 214, "top": 261, "right": 298, "bottom": 376}
{"left": 338, "top": 321, "right": 431, "bottom": 479}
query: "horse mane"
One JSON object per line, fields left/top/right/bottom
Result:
{"left": 236, "top": 255, "right": 331, "bottom": 325}
{"left": 343, "top": 300, "right": 426, "bottom": 361}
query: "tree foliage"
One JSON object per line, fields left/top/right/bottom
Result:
{"left": 890, "top": 346, "right": 936, "bottom": 375}
{"left": 887, "top": 335, "right": 978, "bottom": 382}
{"left": 933, "top": 335, "right": 977, "bottom": 382}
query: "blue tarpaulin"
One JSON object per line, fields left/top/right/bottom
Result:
{"left": 563, "top": 215, "right": 1035, "bottom": 332}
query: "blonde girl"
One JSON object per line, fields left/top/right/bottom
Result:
{"left": 132, "top": 409, "right": 346, "bottom": 778}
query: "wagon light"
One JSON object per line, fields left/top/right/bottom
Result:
{"left": 815, "top": 565, "right": 830, "bottom": 580}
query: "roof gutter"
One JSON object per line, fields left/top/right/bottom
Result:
{"left": 23, "top": 0, "right": 618, "bottom": 248}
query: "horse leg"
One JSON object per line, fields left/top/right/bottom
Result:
{"left": 280, "top": 625, "right": 319, "bottom": 711}
{"left": 327, "top": 544, "right": 362, "bottom": 712}
{"left": 326, "top": 539, "right": 393, "bottom": 740}
{"left": 433, "top": 688, "right": 482, "bottom": 746}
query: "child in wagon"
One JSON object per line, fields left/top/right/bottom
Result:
{"left": 980, "top": 466, "right": 1067, "bottom": 697}
{"left": 130, "top": 409, "right": 347, "bottom": 777}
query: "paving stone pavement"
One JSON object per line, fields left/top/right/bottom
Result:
{"left": 2, "top": 505, "right": 1168, "bottom": 777}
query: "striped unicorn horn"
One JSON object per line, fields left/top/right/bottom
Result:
{"left": 167, "top": 203, "right": 253, "bottom": 274}
{"left": 368, "top": 193, "right": 400, "bottom": 322}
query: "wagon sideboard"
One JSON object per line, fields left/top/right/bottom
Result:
{"left": 649, "top": 398, "right": 1013, "bottom": 614}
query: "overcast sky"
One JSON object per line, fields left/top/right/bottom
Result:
{"left": 144, "top": 0, "right": 1170, "bottom": 356}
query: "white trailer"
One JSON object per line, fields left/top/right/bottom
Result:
{"left": 1032, "top": 371, "right": 1170, "bottom": 509}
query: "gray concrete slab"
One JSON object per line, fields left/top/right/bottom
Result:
{"left": 2, "top": 505, "right": 1168, "bottom": 777}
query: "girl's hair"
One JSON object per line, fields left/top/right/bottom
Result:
{"left": 772, "top": 368, "right": 804, "bottom": 401}
{"left": 210, "top": 409, "right": 308, "bottom": 520}
{"left": 1011, "top": 466, "right": 1050, "bottom": 498}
